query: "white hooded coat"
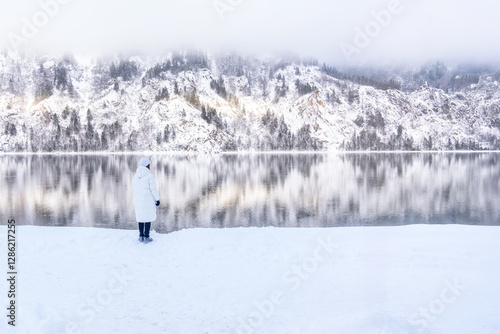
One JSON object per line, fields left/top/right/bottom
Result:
{"left": 133, "top": 165, "right": 160, "bottom": 222}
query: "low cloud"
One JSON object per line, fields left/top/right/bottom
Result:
{"left": 1, "top": 0, "right": 499, "bottom": 66}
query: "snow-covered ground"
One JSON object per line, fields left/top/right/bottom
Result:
{"left": 2, "top": 225, "right": 500, "bottom": 334}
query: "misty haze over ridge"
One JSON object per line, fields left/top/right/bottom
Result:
{"left": 1, "top": 0, "right": 499, "bottom": 66}
{"left": 3, "top": 48, "right": 500, "bottom": 93}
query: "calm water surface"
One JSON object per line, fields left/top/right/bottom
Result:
{"left": 1, "top": 153, "right": 499, "bottom": 233}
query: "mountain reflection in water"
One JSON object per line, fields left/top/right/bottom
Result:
{"left": 1, "top": 153, "right": 499, "bottom": 233}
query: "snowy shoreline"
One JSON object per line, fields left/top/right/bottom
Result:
{"left": 2, "top": 150, "right": 500, "bottom": 156}
{"left": 2, "top": 225, "right": 500, "bottom": 334}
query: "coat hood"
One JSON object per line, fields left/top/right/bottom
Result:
{"left": 135, "top": 165, "right": 151, "bottom": 179}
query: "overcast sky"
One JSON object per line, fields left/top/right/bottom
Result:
{"left": 1, "top": 0, "right": 499, "bottom": 66}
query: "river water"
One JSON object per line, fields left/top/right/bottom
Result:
{"left": 1, "top": 153, "right": 499, "bottom": 233}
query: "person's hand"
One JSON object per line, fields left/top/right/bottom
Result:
{"left": 156, "top": 200, "right": 160, "bottom": 206}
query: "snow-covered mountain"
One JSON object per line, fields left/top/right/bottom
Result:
{"left": 1, "top": 51, "right": 500, "bottom": 152}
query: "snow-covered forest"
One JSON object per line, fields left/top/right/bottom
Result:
{"left": 1, "top": 51, "right": 500, "bottom": 152}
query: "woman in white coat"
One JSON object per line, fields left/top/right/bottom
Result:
{"left": 133, "top": 157, "right": 160, "bottom": 243}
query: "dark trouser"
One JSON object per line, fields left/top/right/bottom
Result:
{"left": 138, "top": 222, "right": 151, "bottom": 238}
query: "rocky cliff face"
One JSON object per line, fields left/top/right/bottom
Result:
{"left": 1, "top": 51, "right": 499, "bottom": 152}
